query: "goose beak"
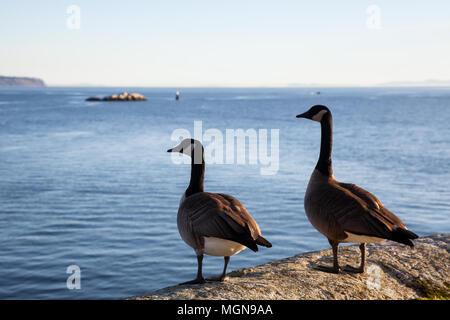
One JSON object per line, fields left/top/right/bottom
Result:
{"left": 296, "top": 111, "right": 310, "bottom": 119}
{"left": 167, "top": 148, "right": 173, "bottom": 153}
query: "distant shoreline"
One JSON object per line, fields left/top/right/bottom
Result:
{"left": 2, "top": 85, "right": 450, "bottom": 89}
{"left": 0, "top": 76, "right": 45, "bottom": 87}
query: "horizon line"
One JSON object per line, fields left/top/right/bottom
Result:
{"left": 43, "top": 83, "right": 450, "bottom": 88}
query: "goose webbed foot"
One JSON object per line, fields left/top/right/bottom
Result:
{"left": 314, "top": 265, "right": 340, "bottom": 274}
{"left": 206, "top": 256, "right": 229, "bottom": 282}
{"left": 179, "top": 254, "right": 206, "bottom": 285}
{"left": 179, "top": 277, "right": 206, "bottom": 285}
{"left": 342, "top": 265, "right": 365, "bottom": 273}
{"left": 315, "top": 240, "right": 340, "bottom": 273}
{"left": 343, "top": 243, "right": 366, "bottom": 273}
{"left": 206, "top": 275, "right": 226, "bottom": 282}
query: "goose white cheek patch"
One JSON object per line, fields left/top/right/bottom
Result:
{"left": 312, "top": 110, "right": 328, "bottom": 122}
{"left": 182, "top": 144, "right": 192, "bottom": 157}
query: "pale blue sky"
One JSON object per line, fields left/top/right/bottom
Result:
{"left": 1, "top": 1, "right": 449, "bottom": 86}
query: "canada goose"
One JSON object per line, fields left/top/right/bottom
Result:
{"left": 297, "top": 105, "right": 418, "bottom": 273}
{"left": 167, "top": 138, "right": 272, "bottom": 284}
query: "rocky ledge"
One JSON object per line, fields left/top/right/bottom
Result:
{"left": 86, "top": 92, "right": 146, "bottom": 101}
{"left": 133, "top": 234, "right": 449, "bottom": 300}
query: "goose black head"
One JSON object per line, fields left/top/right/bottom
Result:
{"left": 167, "top": 138, "right": 204, "bottom": 163}
{"left": 296, "top": 105, "right": 330, "bottom": 122}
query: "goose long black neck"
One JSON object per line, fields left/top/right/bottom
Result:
{"left": 185, "top": 152, "right": 205, "bottom": 197}
{"left": 316, "top": 113, "right": 333, "bottom": 177}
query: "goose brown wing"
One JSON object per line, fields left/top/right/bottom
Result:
{"left": 179, "top": 192, "right": 261, "bottom": 251}
{"left": 316, "top": 182, "right": 400, "bottom": 239}
{"left": 338, "top": 182, "right": 406, "bottom": 229}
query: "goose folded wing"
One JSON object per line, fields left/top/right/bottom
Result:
{"left": 338, "top": 182, "right": 406, "bottom": 228}
{"left": 319, "top": 184, "right": 398, "bottom": 239}
{"left": 180, "top": 192, "right": 260, "bottom": 248}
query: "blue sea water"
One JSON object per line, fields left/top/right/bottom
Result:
{"left": 0, "top": 86, "right": 449, "bottom": 299}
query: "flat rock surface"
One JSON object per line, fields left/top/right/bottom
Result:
{"left": 133, "top": 234, "right": 449, "bottom": 300}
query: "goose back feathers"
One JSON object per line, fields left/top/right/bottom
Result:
{"left": 305, "top": 169, "right": 417, "bottom": 246}
{"left": 178, "top": 192, "right": 271, "bottom": 254}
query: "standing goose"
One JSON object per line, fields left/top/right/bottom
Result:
{"left": 297, "top": 105, "right": 418, "bottom": 273}
{"left": 167, "top": 138, "right": 272, "bottom": 284}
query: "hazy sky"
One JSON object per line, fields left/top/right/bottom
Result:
{"left": 1, "top": 1, "right": 449, "bottom": 86}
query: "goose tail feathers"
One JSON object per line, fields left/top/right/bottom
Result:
{"left": 256, "top": 235, "right": 272, "bottom": 248}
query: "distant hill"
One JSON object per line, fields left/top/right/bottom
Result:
{"left": 378, "top": 79, "right": 450, "bottom": 87}
{"left": 0, "top": 76, "right": 46, "bottom": 87}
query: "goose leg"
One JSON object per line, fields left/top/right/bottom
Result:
{"left": 314, "top": 240, "right": 340, "bottom": 273}
{"left": 207, "top": 256, "right": 230, "bottom": 282}
{"left": 343, "top": 243, "right": 366, "bottom": 273}
{"left": 180, "top": 254, "right": 206, "bottom": 285}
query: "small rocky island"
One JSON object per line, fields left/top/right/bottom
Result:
{"left": 86, "top": 92, "right": 147, "bottom": 102}
{"left": 133, "top": 234, "right": 449, "bottom": 300}
{"left": 0, "top": 75, "right": 45, "bottom": 87}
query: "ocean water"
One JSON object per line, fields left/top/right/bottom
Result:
{"left": 0, "top": 86, "right": 449, "bottom": 299}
